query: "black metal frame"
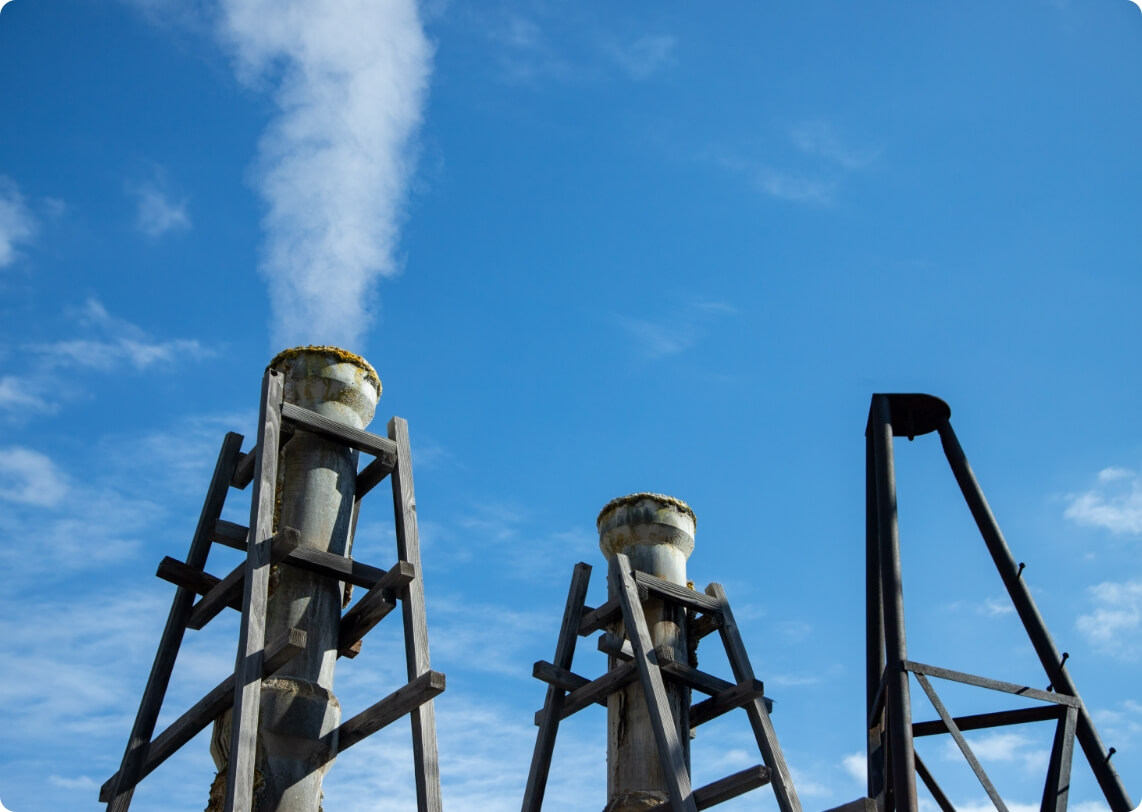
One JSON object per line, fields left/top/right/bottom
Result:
{"left": 865, "top": 393, "right": 1133, "bottom": 812}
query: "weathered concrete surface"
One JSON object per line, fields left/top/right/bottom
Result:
{"left": 598, "top": 493, "right": 696, "bottom": 812}
{"left": 209, "top": 347, "right": 379, "bottom": 812}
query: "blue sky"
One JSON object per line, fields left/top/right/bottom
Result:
{"left": 1, "top": 0, "right": 1141, "bottom": 810}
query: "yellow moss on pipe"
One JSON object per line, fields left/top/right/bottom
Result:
{"left": 267, "top": 345, "right": 381, "bottom": 396}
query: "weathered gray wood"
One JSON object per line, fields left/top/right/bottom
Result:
{"left": 282, "top": 401, "right": 398, "bottom": 464}
{"left": 99, "top": 628, "right": 306, "bottom": 802}
{"left": 231, "top": 448, "right": 256, "bottom": 489}
{"left": 389, "top": 416, "right": 443, "bottom": 812}
{"left": 914, "top": 673, "right": 1009, "bottom": 812}
{"left": 647, "top": 765, "right": 772, "bottom": 811}
{"left": 212, "top": 519, "right": 388, "bottom": 589}
{"left": 187, "top": 528, "right": 301, "bottom": 631}
{"left": 579, "top": 597, "right": 622, "bottom": 636}
{"left": 524, "top": 558, "right": 594, "bottom": 812}
{"left": 689, "top": 678, "right": 766, "bottom": 728}
{"left": 332, "top": 670, "right": 446, "bottom": 754}
{"left": 612, "top": 554, "right": 696, "bottom": 812}
{"left": 224, "top": 369, "right": 284, "bottom": 812}
{"left": 913, "top": 704, "right": 1061, "bottom": 737}
{"left": 534, "top": 660, "right": 639, "bottom": 725}
{"left": 634, "top": 570, "right": 722, "bottom": 615}
{"left": 597, "top": 632, "right": 635, "bottom": 661}
{"left": 690, "top": 613, "right": 722, "bottom": 640}
{"left": 903, "top": 660, "right": 1080, "bottom": 708}
{"left": 106, "top": 432, "right": 245, "bottom": 812}
{"left": 706, "top": 582, "right": 802, "bottom": 812}
{"left": 154, "top": 557, "right": 234, "bottom": 609}
{"left": 354, "top": 453, "right": 396, "bottom": 499}
{"left": 337, "top": 561, "right": 415, "bottom": 656}
{"left": 532, "top": 660, "right": 592, "bottom": 694}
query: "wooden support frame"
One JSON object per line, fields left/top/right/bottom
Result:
{"left": 104, "top": 368, "right": 445, "bottom": 812}
{"left": 522, "top": 559, "right": 802, "bottom": 812}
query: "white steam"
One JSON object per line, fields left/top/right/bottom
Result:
{"left": 218, "top": 0, "right": 433, "bottom": 349}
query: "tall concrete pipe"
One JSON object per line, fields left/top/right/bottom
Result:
{"left": 209, "top": 347, "right": 381, "bottom": 812}
{"left": 598, "top": 493, "right": 696, "bottom": 812}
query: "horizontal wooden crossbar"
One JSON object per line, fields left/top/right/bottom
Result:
{"left": 211, "top": 519, "right": 389, "bottom": 589}
{"left": 99, "top": 628, "right": 306, "bottom": 802}
{"left": 646, "top": 765, "right": 772, "bottom": 811}
{"left": 281, "top": 402, "right": 399, "bottom": 465}
{"left": 533, "top": 661, "right": 639, "bottom": 725}
{"left": 187, "top": 528, "right": 301, "bottom": 630}
{"left": 155, "top": 558, "right": 239, "bottom": 611}
{"left": 690, "top": 679, "right": 766, "bottom": 727}
{"left": 633, "top": 571, "right": 723, "bottom": 615}
{"left": 579, "top": 598, "right": 622, "bottom": 636}
{"left": 337, "top": 561, "right": 415, "bottom": 657}
{"left": 331, "top": 670, "right": 446, "bottom": 754}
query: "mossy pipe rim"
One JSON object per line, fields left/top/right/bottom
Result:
{"left": 596, "top": 492, "right": 696, "bottom": 530}
{"left": 268, "top": 345, "right": 381, "bottom": 395}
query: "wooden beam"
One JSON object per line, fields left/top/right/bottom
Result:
{"left": 913, "top": 704, "right": 1062, "bottom": 737}
{"left": 634, "top": 570, "right": 722, "bottom": 615}
{"left": 648, "top": 765, "right": 772, "bottom": 811}
{"left": 283, "top": 401, "right": 398, "bottom": 464}
{"left": 706, "top": 582, "right": 802, "bottom": 812}
{"left": 903, "top": 660, "right": 1080, "bottom": 708}
{"left": 532, "top": 660, "right": 592, "bottom": 694}
{"left": 212, "top": 519, "right": 388, "bottom": 589}
{"left": 689, "top": 678, "right": 766, "bottom": 728}
{"left": 223, "top": 368, "right": 284, "bottom": 812}
{"left": 99, "top": 628, "right": 306, "bottom": 802}
{"left": 354, "top": 454, "right": 396, "bottom": 499}
{"left": 534, "top": 660, "right": 639, "bottom": 725}
{"left": 612, "top": 554, "right": 696, "bottom": 812}
{"left": 579, "top": 597, "right": 622, "bottom": 636}
{"left": 332, "top": 670, "right": 446, "bottom": 755}
{"left": 389, "top": 417, "right": 443, "bottom": 812}
{"left": 105, "top": 432, "right": 245, "bottom": 812}
{"left": 337, "top": 561, "right": 415, "bottom": 657}
{"left": 187, "top": 528, "right": 301, "bottom": 631}
{"left": 154, "top": 557, "right": 235, "bottom": 610}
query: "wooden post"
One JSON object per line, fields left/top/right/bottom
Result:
{"left": 597, "top": 493, "right": 696, "bottom": 812}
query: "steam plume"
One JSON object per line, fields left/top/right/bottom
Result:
{"left": 218, "top": 0, "right": 433, "bottom": 349}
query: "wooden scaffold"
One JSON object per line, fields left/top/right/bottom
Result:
{"left": 102, "top": 351, "right": 445, "bottom": 812}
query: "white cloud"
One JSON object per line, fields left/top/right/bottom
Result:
{"left": 940, "top": 731, "right": 1048, "bottom": 773}
{"left": 1064, "top": 467, "right": 1142, "bottom": 534}
{"left": 1077, "top": 578, "right": 1142, "bottom": 660}
{"left": 790, "top": 121, "right": 878, "bottom": 170}
{"left": 0, "top": 374, "right": 56, "bottom": 414}
{"left": 47, "top": 775, "right": 99, "bottom": 791}
{"left": 28, "top": 298, "right": 211, "bottom": 373}
{"left": 129, "top": 178, "right": 191, "bottom": 238}
{"left": 841, "top": 751, "right": 866, "bottom": 783}
{"left": 615, "top": 315, "right": 694, "bottom": 359}
{"left": 216, "top": 0, "right": 433, "bottom": 349}
{"left": 605, "top": 34, "right": 676, "bottom": 80}
{"left": 753, "top": 166, "right": 837, "bottom": 206}
{"left": 0, "top": 447, "right": 68, "bottom": 507}
{"left": 0, "top": 175, "right": 37, "bottom": 267}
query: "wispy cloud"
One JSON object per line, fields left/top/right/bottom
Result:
{"left": 941, "top": 731, "right": 1048, "bottom": 773}
{"left": 710, "top": 152, "right": 837, "bottom": 206}
{"left": 216, "top": 0, "right": 433, "bottom": 349}
{"left": 613, "top": 297, "right": 737, "bottom": 360}
{"left": 0, "top": 175, "right": 37, "bottom": 267}
{"left": 0, "top": 299, "right": 212, "bottom": 418}
{"left": 0, "top": 447, "right": 69, "bottom": 507}
{"left": 790, "top": 121, "right": 878, "bottom": 170}
{"left": 1065, "top": 467, "right": 1142, "bottom": 535}
{"left": 604, "top": 34, "right": 676, "bottom": 80}
{"left": 1077, "top": 578, "right": 1142, "bottom": 660}
{"left": 841, "top": 751, "right": 865, "bottom": 783}
{"left": 128, "top": 172, "right": 191, "bottom": 238}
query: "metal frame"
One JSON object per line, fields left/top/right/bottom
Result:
{"left": 865, "top": 393, "right": 1133, "bottom": 812}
